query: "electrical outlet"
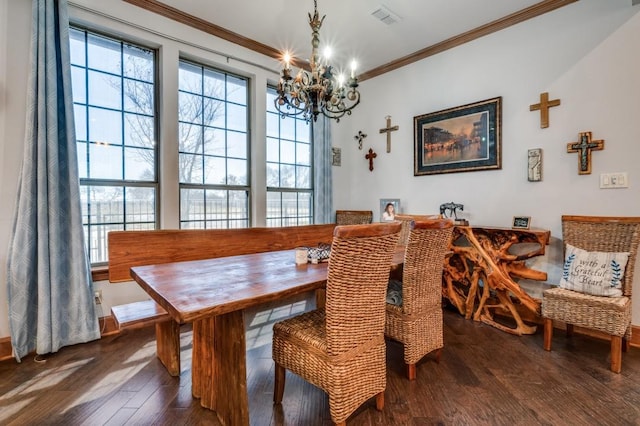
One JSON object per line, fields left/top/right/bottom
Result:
{"left": 94, "top": 290, "right": 103, "bottom": 305}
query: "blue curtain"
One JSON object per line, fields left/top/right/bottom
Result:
{"left": 312, "top": 115, "right": 333, "bottom": 224}
{"left": 6, "top": 0, "right": 99, "bottom": 362}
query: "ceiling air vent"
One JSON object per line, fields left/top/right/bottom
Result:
{"left": 371, "top": 5, "right": 402, "bottom": 25}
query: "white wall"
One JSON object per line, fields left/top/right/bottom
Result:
{"left": 332, "top": 0, "right": 640, "bottom": 319}
{"left": 1, "top": 0, "right": 640, "bottom": 340}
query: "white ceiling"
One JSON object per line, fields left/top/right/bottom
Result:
{"left": 159, "top": 0, "right": 545, "bottom": 75}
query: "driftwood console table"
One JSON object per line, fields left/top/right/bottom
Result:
{"left": 443, "top": 226, "right": 550, "bottom": 335}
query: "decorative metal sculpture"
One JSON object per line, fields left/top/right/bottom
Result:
{"left": 440, "top": 202, "right": 464, "bottom": 220}
{"left": 354, "top": 130, "right": 367, "bottom": 150}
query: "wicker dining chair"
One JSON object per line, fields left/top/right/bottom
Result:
{"left": 394, "top": 214, "right": 442, "bottom": 246}
{"left": 272, "top": 222, "right": 401, "bottom": 425}
{"left": 385, "top": 218, "right": 454, "bottom": 380}
{"left": 335, "top": 209, "right": 373, "bottom": 225}
{"left": 542, "top": 215, "right": 640, "bottom": 373}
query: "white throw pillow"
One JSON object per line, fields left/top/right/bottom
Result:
{"left": 559, "top": 243, "right": 629, "bottom": 297}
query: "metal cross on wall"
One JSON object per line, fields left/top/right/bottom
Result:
{"left": 567, "top": 131, "right": 604, "bottom": 175}
{"left": 379, "top": 116, "right": 399, "bottom": 153}
{"left": 365, "top": 148, "right": 377, "bottom": 171}
{"left": 529, "top": 92, "right": 561, "bottom": 128}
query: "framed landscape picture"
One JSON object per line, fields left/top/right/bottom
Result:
{"left": 414, "top": 97, "right": 502, "bottom": 176}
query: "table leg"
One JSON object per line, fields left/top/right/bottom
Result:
{"left": 191, "top": 311, "right": 249, "bottom": 426}
{"left": 155, "top": 320, "right": 180, "bottom": 376}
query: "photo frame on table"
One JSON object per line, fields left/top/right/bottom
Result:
{"left": 380, "top": 198, "right": 400, "bottom": 222}
{"left": 512, "top": 216, "right": 531, "bottom": 230}
{"left": 414, "top": 97, "right": 502, "bottom": 176}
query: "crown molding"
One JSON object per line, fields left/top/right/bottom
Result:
{"left": 123, "top": 0, "right": 577, "bottom": 81}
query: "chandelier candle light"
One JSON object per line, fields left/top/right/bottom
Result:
{"left": 275, "top": 0, "right": 361, "bottom": 123}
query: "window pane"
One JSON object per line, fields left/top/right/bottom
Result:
{"left": 88, "top": 70, "right": 121, "bottom": 109}
{"left": 227, "top": 130, "right": 247, "bottom": 159}
{"left": 266, "top": 90, "right": 278, "bottom": 113}
{"left": 124, "top": 147, "right": 155, "bottom": 180}
{"left": 296, "top": 120, "right": 310, "bottom": 143}
{"left": 74, "top": 104, "right": 87, "bottom": 141}
{"left": 179, "top": 92, "right": 203, "bottom": 124}
{"left": 280, "top": 164, "right": 295, "bottom": 188}
{"left": 179, "top": 62, "right": 202, "bottom": 94}
{"left": 179, "top": 122, "right": 202, "bottom": 154}
{"left": 89, "top": 107, "right": 122, "bottom": 145}
{"left": 266, "top": 163, "right": 279, "bottom": 187}
{"left": 281, "top": 140, "right": 295, "bottom": 164}
{"left": 228, "top": 159, "right": 247, "bottom": 185}
{"left": 296, "top": 142, "right": 310, "bottom": 166}
{"left": 265, "top": 86, "right": 313, "bottom": 225}
{"left": 125, "top": 113, "right": 154, "bottom": 148}
{"left": 89, "top": 143, "right": 122, "bottom": 179}
{"left": 227, "top": 103, "right": 246, "bottom": 132}
{"left": 266, "top": 137, "right": 279, "bottom": 163}
{"left": 87, "top": 34, "right": 121, "bottom": 74}
{"left": 280, "top": 116, "right": 295, "bottom": 140}
{"left": 203, "top": 127, "right": 225, "bottom": 156}
{"left": 71, "top": 66, "right": 86, "bottom": 103}
{"left": 179, "top": 153, "right": 203, "bottom": 184}
{"left": 124, "top": 79, "right": 154, "bottom": 115}
{"left": 123, "top": 44, "right": 154, "bottom": 83}
{"left": 266, "top": 112, "right": 280, "bottom": 137}
{"left": 204, "top": 98, "right": 224, "bottom": 127}
{"left": 204, "top": 156, "right": 226, "bottom": 185}
{"left": 72, "top": 28, "right": 157, "bottom": 265}
{"left": 69, "top": 29, "right": 86, "bottom": 66}
{"left": 296, "top": 165, "right": 311, "bottom": 188}
{"left": 180, "top": 188, "right": 204, "bottom": 222}
{"left": 227, "top": 75, "right": 247, "bottom": 105}
{"left": 179, "top": 60, "right": 250, "bottom": 230}
{"left": 204, "top": 69, "right": 225, "bottom": 99}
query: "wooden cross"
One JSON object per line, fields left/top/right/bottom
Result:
{"left": 365, "top": 148, "right": 377, "bottom": 171}
{"left": 567, "top": 131, "right": 604, "bottom": 175}
{"left": 379, "top": 116, "right": 399, "bottom": 153}
{"left": 529, "top": 92, "right": 561, "bottom": 128}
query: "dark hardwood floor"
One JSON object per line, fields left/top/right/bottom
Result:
{"left": 2, "top": 293, "right": 640, "bottom": 426}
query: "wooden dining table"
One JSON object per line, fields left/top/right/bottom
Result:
{"left": 130, "top": 248, "right": 405, "bottom": 425}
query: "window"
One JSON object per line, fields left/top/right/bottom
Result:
{"left": 70, "top": 28, "right": 158, "bottom": 264}
{"left": 178, "top": 60, "right": 249, "bottom": 229}
{"left": 266, "top": 87, "right": 313, "bottom": 226}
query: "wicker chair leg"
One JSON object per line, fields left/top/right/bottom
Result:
{"left": 274, "top": 363, "right": 285, "bottom": 403}
{"left": 623, "top": 337, "right": 630, "bottom": 352}
{"left": 375, "top": 391, "right": 384, "bottom": 411}
{"left": 335, "top": 422, "right": 346, "bottom": 426}
{"left": 566, "top": 324, "right": 574, "bottom": 337}
{"left": 611, "top": 336, "right": 622, "bottom": 374}
{"left": 543, "top": 318, "right": 553, "bottom": 351}
{"left": 407, "top": 363, "right": 416, "bottom": 381}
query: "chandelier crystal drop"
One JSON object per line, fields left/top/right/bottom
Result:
{"left": 275, "top": 0, "right": 360, "bottom": 123}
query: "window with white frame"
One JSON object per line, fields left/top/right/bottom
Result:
{"left": 178, "top": 60, "right": 250, "bottom": 229}
{"left": 70, "top": 28, "right": 158, "bottom": 265}
{"left": 266, "top": 86, "right": 313, "bottom": 226}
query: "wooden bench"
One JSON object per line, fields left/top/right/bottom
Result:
{"left": 107, "top": 224, "right": 336, "bottom": 375}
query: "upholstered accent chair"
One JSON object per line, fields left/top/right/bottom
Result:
{"left": 385, "top": 218, "right": 454, "bottom": 380}
{"left": 335, "top": 209, "right": 373, "bottom": 225}
{"left": 272, "top": 222, "right": 401, "bottom": 425}
{"left": 542, "top": 215, "right": 640, "bottom": 373}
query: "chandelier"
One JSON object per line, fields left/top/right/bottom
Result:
{"left": 274, "top": 0, "right": 360, "bottom": 123}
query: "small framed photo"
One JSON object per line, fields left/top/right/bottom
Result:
{"left": 512, "top": 216, "right": 531, "bottom": 230}
{"left": 380, "top": 198, "right": 401, "bottom": 222}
